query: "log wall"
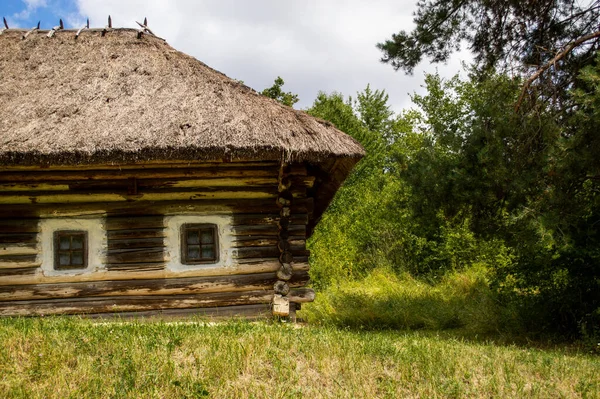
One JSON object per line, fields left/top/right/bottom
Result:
{"left": 0, "top": 161, "right": 315, "bottom": 317}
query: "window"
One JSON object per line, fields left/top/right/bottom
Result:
{"left": 181, "top": 224, "right": 218, "bottom": 264}
{"left": 54, "top": 231, "right": 88, "bottom": 270}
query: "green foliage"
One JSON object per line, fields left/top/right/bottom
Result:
{"left": 377, "top": 0, "right": 600, "bottom": 88}
{"left": 396, "top": 67, "right": 600, "bottom": 337}
{"left": 260, "top": 76, "right": 299, "bottom": 107}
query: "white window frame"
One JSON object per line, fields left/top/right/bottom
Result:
{"left": 165, "top": 215, "right": 233, "bottom": 271}
{"left": 39, "top": 218, "right": 106, "bottom": 276}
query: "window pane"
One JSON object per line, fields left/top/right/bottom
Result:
{"left": 187, "top": 245, "right": 200, "bottom": 259}
{"left": 200, "top": 230, "right": 214, "bottom": 244}
{"left": 59, "top": 236, "right": 71, "bottom": 250}
{"left": 201, "top": 246, "right": 215, "bottom": 259}
{"left": 59, "top": 252, "right": 71, "bottom": 266}
{"left": 71, "top": 235, "right": 84, "bottom": 249}
{"left": 71, "top": 251, "right": 84, "bottom": 265}
{"left": 187, "top": 230, "right": 199, "bottom": 244}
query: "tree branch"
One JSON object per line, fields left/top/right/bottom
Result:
{"left": 515, "top": 29, "right": 600, "bottom": 111}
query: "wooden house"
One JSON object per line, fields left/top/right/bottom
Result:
{"left": 0, "top": 26, "right": 363, "bottom": 318}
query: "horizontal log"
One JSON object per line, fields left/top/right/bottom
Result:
{"left": 0, "top": 161, "right": 280, "bottom": 172}
{"left": 232, "top": 246, "right": 308, "bottom": 260}
{"left": 0, "top": 271, "right": 309, "bottom": 301}
{"left": 0, "top": 189, "right": 279, "bottom": 204}
{"left": 0, "top": 198, "right": 311, "bottom": 219}
{"left": 0, "top": 219, "right": 39, "bottom": 233}
{"left": 0, "top": 254, "right": 38, "bottom": 264}
{"left": 106, "top": 248, "right": 165, "bottom": 264}
{"left": 0, "top": 166, "right": 279, "bottom": 182}
{"left": 0, "top": 177, "right": 285, "bottom": 192}
{"left": 288, "top": 288, "right": 316, "bottom": 303}
{"left": 0, "top": 244, "right": 37, "bottom": 256}
{"left": 0, "top": 290, "right": 276, "bottom": 316}
{"left": 107, "top": 229, "right": 166, "bottom": 240}
{"left": 105, "top": 263, "right": 166, "bottom": 272}
{"left": 0, "top": 267, "right": 38, "bottom": 277}
{"left": 232, "top": 213, "right": 308, "bottom": 226}
{"left": 232, "top": 224, "right": 306, "bottom": 238}
{"left": 0, "top": 233, "right": 37, "bottom": 244}
{"left": 105, "top": 216, "right": 165, "bottom": 231}
{"left": 106, "top": 237, "right": 165, "bottom": 250}
{"left": 0, "top": 260, "right": 309, "bottom": 286}
{"left": 0, "top": 261, "right": 41, "bottom": 269}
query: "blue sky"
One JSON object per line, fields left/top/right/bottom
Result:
{"left": 1, "top": 0, "right": 82, "bottom": 29}
{"left": 0, "top": 0, "right": 470, "bottom": 113}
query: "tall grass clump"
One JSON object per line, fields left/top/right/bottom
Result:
{"left": 302, "top": 265, "right": 522, "bottom": 336}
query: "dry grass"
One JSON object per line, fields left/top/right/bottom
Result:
{"left": 0, "top": 29, "right": 364, "bottom": 166}
{"left": 0, "top": 317, "right": 597, "bottom": 398}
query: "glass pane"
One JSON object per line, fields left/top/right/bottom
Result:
{"left": 187, "top": 230, "right": 199, "bottom": 244}
{"left": 71, "top": 235, "right": 84, "bottom": 249}
{"left": 71, "top": 251, "right": 84, "bottom": 266}
{"left": 59, "top": 252, "right": 71, "bottom": 266}
{"left": 59, "top": 236, "right": 71, "bottom": 250}
{"left": 201, "top": 230, "right": 214, "bottom": 244}
{"left": 187, "top": 245, "right": 200, "bottom": 259}
{"left": 201, "top": 246, "right": 215, "bottom": 260}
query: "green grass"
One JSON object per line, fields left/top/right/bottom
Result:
{"left": 301, "top": 265, "right": 523, "bottom": 334}
{"left": 0, "top": 317, "right": 598, "bottom": 398}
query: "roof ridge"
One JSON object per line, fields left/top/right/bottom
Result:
{"left": 0, "top": 16, "right": 162, "bottom": 40}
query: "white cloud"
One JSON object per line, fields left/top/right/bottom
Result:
{"left": 13, "top": 0, "right": 48, "bottom": 21}
{"left": 74, "top": 0, "right": 472, "bottom": 113}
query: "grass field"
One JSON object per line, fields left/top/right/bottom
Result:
{"left": 0, "top": 317, "right": 598, "bottom": 398}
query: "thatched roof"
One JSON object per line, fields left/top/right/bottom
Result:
{"left": 0, "top": 28, "right": 364, "bottom": 166}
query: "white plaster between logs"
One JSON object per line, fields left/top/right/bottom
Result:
{"left": 39, "top": 218, "right": 107, "bottom": 276}
{"left": 165, "top": 214, "right": 234, "bottom": 272}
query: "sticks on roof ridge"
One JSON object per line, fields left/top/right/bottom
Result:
{"left": 75, "top": 18, "right": 89, "bottom": 39}
{"left": 136, "top": 17, "right": 154, "bottom": 38}
{"left": 0, "top": 17, "right": 7, "bottom": 35}
{"left": 22, "top": 21, "right": 40, "bottom": 40}
{"left": 102, "top": 15, "right": 112, "bottom": 36}
{"left": 47, "top": 19, "right": 63, "bottom": 38}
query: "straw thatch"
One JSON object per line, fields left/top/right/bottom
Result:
{"left": 0, "top": 28, "right": 364, "bottom": 166}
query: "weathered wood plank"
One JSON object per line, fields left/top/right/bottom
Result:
{"left": 0, "top": 244, "right": 37, "bottom": 256}
{"left": 106, "top": 238, "right": 165, "bottom": 250}
{"left": 0, "top": 219, "right": 39, "bottom": 233}
{"left": 232, "top": 246, "right": 308, "bottom": 260}
{"left": 105, "top": 216, "right": 165, "bottom": 231}
{"left": 106, "top": 248, "right": 164, "bottom": 264}
{"left": 0, "top": 290, "right": 276, "bottom": 316}
{"left": 0, "top": 254, "right": 38, "bottom": 263}
{"left": 0, "top": 189, "right": 279, "bottom": 204}
{"left": 232, "top": 224, "right": 306, "bottom": 237}
{"left": 0, "top": 271, "right": 309, "bottom": 301}
{"left": 232, "top": 213, "right": 308, "bottom": 226}
{"left": 0, "top": 161, "right": 280, "bottom": 172}
{"left": 0, "top": 198, "right": 309, "bottom": 219}
{"left": 0, "top": 267, "right": 38, "bottom": 277}
{"left": 105, "top": 263, "right": 166, "bottom": 272}
{"left": 0, "top": 261, "right": 41, "bottom": 269}
{"left": 0, "top": 233, "right": 37, "bottom": 244}
{"left": 107, "top": 229, "right": 166, "bottom": 240}
{"left": 0, "top": 260, "right": 309, "bottom": 286}
{"left": 288, "top": 288, "right": 316, "bottom": 303}
{"left": 0, "top": 167, "right": 279, "bottom": 183}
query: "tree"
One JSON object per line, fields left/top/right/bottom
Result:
{"left": 261, "top": 76, "right": 299, "bottom": 107}
{"left": 399, "top": 70, "right": 600, "bottom": 336}
{"left": 377, "top": 0, "right": 600, "bottom": 107}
